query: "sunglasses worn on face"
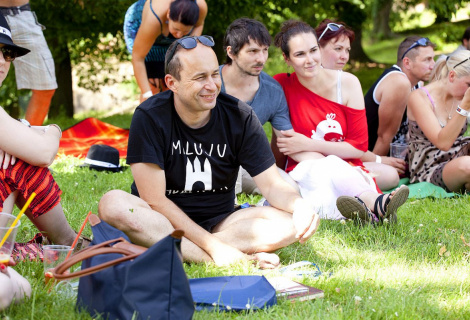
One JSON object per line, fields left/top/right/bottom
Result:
{"left": 165, "top": 35, "right": 215, "bottom": 72}
{"left": 400, "top": 37, "right": 430, "bottom": 60}
{"left": 318, "top": 23, "right": 343, "bottom": 41}
{"left": 453, "top": 57, "right": 470, "bottom": 69}
{"left": 0, "top": 47, "right": 18, "bottom": 62}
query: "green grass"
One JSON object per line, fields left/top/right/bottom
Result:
{"left": 1, "top": 112, "right": 470, "bottom": 320}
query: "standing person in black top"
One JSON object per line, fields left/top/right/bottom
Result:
{"left": 98, "top": 36, "right": 320, "bottom": 268}
{"left": 364, "top": 36, "right": 435, "bottom": 175}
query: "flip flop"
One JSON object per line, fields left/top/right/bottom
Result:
{"left": 336, "top": 196, "right": 379, "bottom": 225}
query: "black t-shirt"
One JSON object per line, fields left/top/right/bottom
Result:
{"left": 127, "top": 90, "right": 275, "bottom": 224}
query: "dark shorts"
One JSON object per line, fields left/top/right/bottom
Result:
{"left": 197, "top": 206, "right": 245, "bottom": 232}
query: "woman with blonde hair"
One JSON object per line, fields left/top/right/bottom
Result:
{"left": 408, "top": 50, "right": 470, "bottom": 191}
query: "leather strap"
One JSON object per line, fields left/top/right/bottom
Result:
{"left": 53, "top": 237, "right": 144, "bottom": 280}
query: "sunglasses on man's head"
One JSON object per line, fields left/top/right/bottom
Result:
{"left": 318, "top": 23, "right": 343, "bottom": 41}
{"left": 165, "top": 35, "right": 215, "bottom": 72}
{"left": 0, "top": 47, "right": 18, "bottom": 62}
{"left": 400, "top": 37, "right": 430, "bottom": 60}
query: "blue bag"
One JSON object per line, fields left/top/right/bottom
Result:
{"left": 53, "top": 214, "right": 194, "bottom": 320}
{"left": 190, "top": 275, "right": 277, "bottom": 311}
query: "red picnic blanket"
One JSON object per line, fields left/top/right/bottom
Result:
{"left": 58, "top": 118, "right": 129, "bottom": 158}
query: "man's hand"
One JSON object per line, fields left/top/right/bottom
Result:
{"left": 277, "top": 130, "right": 312, "bottom": 155}
{"left": 292, "top": 198, "right": 320, "bottom": 244}
{"left": 0, "top": 149, "right": 16, "bottom": 170}
{"left": 382, "top": 156, "right": 406, "bottom": 174}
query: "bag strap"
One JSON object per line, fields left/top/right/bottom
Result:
{"left": 53, "top": 237, "right": 142, "bottom": 280}
{"left": 52, "top": 230, "right": 184, "bottom": 281}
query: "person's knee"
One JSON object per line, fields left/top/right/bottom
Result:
{"left": 98, "top": 190, "right": 132, "bottom": 223}
{"left": 0, "top": 275, "right": 14, "bottom": 311}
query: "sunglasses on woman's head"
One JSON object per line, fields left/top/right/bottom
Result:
{"left": 318, "top": 23, "right": 343, "bottom": 41}
{"left": 400, "top": 37, "right": 430, "bottom": 60}
{"left": 165, "top": 35, "right": 215, "bottom": 71}
{"left": 453, "top": 57, "right": 470, "bottom": 69}
{"left": 0, "top": 47, "right": 18, "bottom": 62}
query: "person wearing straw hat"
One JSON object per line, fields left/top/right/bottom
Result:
{"left": 0, "top": 13, "right": 79, "bottom": 248}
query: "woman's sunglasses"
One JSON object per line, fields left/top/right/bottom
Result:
{"left": 0, "top": 47, "right": 18, "bottom": 62}
{"left": 400, "top": 38, "right": 430, "bottom": 60}
{"left": 165, "top": 35, "right": 215, "bottom": 72}
{"left": 318, "top": 23, "right": 343, "bottom": 41}
{"left": 453, "top": 57, "right": 470, "bottom": 69}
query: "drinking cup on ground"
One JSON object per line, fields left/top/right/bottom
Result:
{"left": 0, "top": 213, "right": 21, "bottom": 266}
{"left": 390, "top": 143, "right": 408, "bottom": 160}
{"left": 43, "top": 245, "right": 73, "bottom": 295}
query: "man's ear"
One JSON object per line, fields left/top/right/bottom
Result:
{"left": 165, "top": 74, "right": 178, "bottom": 92}
{"left": 402, "top": 56, "right": 411, "bottom": 70}
{"left": 226, "top": 46, "right": 234, "bottom": 60}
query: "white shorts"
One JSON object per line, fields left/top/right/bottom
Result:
{"left": 5, "top": 10, "right": 57, "bottom": 90}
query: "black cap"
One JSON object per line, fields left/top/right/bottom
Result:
{"left": 0, "top": 14, "right": 30, "bottom": 57}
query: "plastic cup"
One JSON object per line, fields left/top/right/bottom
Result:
{"left": 43, "top": 245, "right": 72, "bottom": 290}
{"left": 390, "top": 142, "right": 408, "bottom": 160}
{"left": 0, "top": 213, "right": 21, "bottom": 266}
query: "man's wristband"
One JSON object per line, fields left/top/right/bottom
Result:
{"left": 142, "top": 91, "right": 153, "bottom": 99}
{"left": 375, "top": 155, "right": 382, "bottom": 163}
{"left": 456, "top": 105, "right": 469, "bottom": 117}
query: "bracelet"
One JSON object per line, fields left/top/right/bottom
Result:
{"left": 142, "top": 91, "right": 153, "bottom": 99}
{"left": 17, "top": 118, "right": 31, "bottom": 127}
{"left": 45, "top": 124, "right": 62, "bottom": 138}
{"left": 375, "top": 155, "right": 382, "bottom": 163}
{"left": 456, "top": 105, "right": 469, "bottom": 117}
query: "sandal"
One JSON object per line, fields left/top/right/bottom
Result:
{"left": 373, "top": 186, "right": 409, "bottom": 222}
{"left": 336, "top": 196, "right": 379, "bottom": 225}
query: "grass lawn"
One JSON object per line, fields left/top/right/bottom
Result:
{"left": 1, "top": 112, "right": 470, "bottom": 320}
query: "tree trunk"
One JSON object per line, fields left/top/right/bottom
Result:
{"left": 372, "top": 0, "right": 394, "bottom": 40}
{"left": 335, "top": 1, "right": 371, "bottom": 62}
{"left": 49, "top": 40, "right": 74, "bottom": 118}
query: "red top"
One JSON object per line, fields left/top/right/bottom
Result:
{"left": 274, "top": 72, "right": 368, "bottom": 172}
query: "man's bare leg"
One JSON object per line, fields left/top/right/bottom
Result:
{"left": 98, "top": 190, "right": 212, "bottom": 263}
{"left": 25, "top": 89, "right": 55, "bottom": 126}
{"left": 213, "top": 206, "right": 297, "bottom": 254}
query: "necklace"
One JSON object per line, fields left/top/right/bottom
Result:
{"left": 446, "top": 99, "right": 455, "bottom": 120}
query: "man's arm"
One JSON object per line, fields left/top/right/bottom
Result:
{"left": 253, "top": 164, "right": 320, "bottom": 243}
{"left": 131, "top": 162, "right": 248, "bottom": 266}
{"left": 373, "top": 75, "right": 411, "bottom": 155}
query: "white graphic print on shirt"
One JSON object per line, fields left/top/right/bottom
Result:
{"left": 311, "top": 113, "right": 344, "bottom": 142}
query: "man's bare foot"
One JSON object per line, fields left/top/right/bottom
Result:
{"left": 249, "top": 252, "right": 280, "bottom": 269}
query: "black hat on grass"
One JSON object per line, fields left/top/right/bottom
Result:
{"left": 0, "top": 14, "right": 30, "bottom": 57}
{"left": 80, "top": 144, "right": 123, "bottom": 172}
